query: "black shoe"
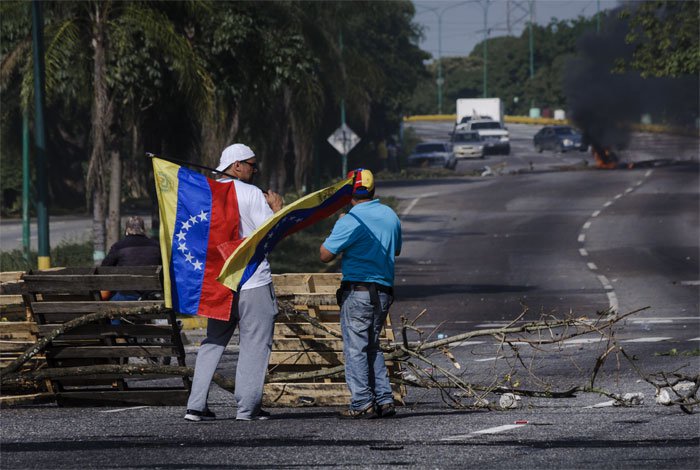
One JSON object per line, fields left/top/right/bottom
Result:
{"left": 377, "top": 403, "right": 396, "bottom": 418}
{"left": 339, "top": 404, "right": 378, "bottom": 419}
{"left": 257, "top": 409, "right": 271, "bottom": 418}
{"left": 184, "top": 408, "right": 216, "bottom": 422}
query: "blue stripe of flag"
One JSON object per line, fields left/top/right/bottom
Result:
{"left": 171, "top": 167, "right": 213, "bottom": 314}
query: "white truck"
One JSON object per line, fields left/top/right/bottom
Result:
{"left": 455, "top": 98, "right": 504, "bottom": 126}
{"left": 454, "top": 98, "right": 510, "bottom": 155}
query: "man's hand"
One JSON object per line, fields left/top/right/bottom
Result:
{"left": 264, "top": 190, "right": 284, "bottom": 212}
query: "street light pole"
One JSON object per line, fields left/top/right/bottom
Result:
{"left": 419, "top": 1, "right": 471, "bottom": 114}
{"left": 482, "top": 0, "right": 490, "bottom": 98}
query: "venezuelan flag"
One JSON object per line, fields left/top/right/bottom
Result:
{"left": 217, "top": 176, "right": 354, "bottom": 291}
{"left": 152, "top": 157, "right": 240, "bottom": 320}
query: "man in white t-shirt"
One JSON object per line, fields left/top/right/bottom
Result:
{"left": 185, "top": 143, "right": 283, "bottom": 422}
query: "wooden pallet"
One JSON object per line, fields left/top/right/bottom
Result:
{"left": 17, "top": 266, "right": 190, "bottom": 406}
{"left": 0, "top": 272, "right": 44, "bottom": 380}
{"left": 265, "top": 273, "right": 405, "bottom": 406}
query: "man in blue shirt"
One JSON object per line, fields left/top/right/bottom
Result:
{"left": 320, "top": 168, "right": 402, "bottom": 419}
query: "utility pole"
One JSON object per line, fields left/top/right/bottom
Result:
{"left": 482, "top": 0, "right": 490, "bottom": 98}
{"left": 339, "top": 29, "right": 347, "bottom": 177}
{"left": 419, "top": 2, "right": 469, "bottom": 114}
{"left": 31, "top": 0, "right": 50, "bottom": 269}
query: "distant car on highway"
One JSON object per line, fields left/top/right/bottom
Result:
{"left": 451, "top": 131, "right": 484, "bottom": 159}
{"left": 407, "top": 142, "right": 457, "bottom": 169}
{"left": 533, "top": 126, "right": 587, "bottom": 153}
{"left": 462, "top": 119, "right": 510, "bottom": 155}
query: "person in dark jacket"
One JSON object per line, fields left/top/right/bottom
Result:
{"left": 102, "top": 216, "right": 161, "bottom": 301}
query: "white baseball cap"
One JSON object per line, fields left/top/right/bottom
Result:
{"left": 216, "top": 143, "right": 255, "bottom": 172}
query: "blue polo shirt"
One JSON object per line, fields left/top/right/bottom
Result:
{"left": 322, "top": 199, "right": 402, "bottom": 287}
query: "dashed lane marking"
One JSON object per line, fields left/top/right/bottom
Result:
{"left": 474, "top": 356, "right": 503, "bottom": 362}
{"left": 614, "top": 193, "right": 623, "bottom": 200}
{"left": 99, "top": 406, "right": 150, "bottom": 413}
{"left": 583, "top": 221, "right": 592, "bottom": 230}
{"left": 679, "top": 280, "right": 700, "bottom": 286}
{"left": 578, "top": 234, "right": 586, "bottom": 243}
{"left": 621, "top": 337, "right": 673, "bottom": 343}
{"left": 603, "top": 201, "right": 613, "bottom": 207}
{"left": 452, "top": 341, "right": 486, "bottom": 347}
{"left": 689, "top": 337, "right": 700, "bottom": 341}
{"left": 624, "top": 188, "right": 634, "bottom": 194}
{"left": 591, "top": 210, "right": 601, "bottom": 218}
{"left": 441, "top": 424, "right": 527, "bottom": 441}
{"left": 597, "top": 274, "right": 613, "bottom": 290}
{"left": 587, "top": 262, "right": 598, "bottom": 270}
{"left": 579, "top": 248, "right": 589, "bottom": 256}
{"left": 606, "top": 292, "right": 619, "bottom": 312}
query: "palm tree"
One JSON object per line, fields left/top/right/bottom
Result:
{"left": 2, "top": 0, "right": 213, "bottom": 260}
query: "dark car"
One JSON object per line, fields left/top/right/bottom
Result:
{"left": 407, "top": 142, "right": 457, "bottom": 169}
{"left": 533, "top": 126, "right": 587, "bottom": 153}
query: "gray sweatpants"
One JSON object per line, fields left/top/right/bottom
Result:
{"left": 186, "top": 283, "right": 277, "bottom": 419}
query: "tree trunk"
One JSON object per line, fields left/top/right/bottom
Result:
{"left": 92, "top": 191, "right": 105, "bottom": 264}
{"left": 106, "top": 150, "right": 121, "bottom": 250}
{"left": 87, "top": 2, "right": 113, "bottom": 264}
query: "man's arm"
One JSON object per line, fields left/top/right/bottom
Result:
{"left": 319, "top": 245, "right": 336, "bottom": 263}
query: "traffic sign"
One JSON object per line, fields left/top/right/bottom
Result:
{"left": 327, "top": 123, "right": 360, "bottom": 156}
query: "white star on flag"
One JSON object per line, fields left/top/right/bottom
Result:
{"left": 197, "top": 210, "right": 208, "bottom": 221}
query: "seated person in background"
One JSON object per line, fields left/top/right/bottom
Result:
{"left": 101, "top": 216, "right": 161, "bottom": 301}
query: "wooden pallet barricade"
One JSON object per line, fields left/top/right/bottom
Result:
{"left": 265, "top": 273, "right": 405, "bottom": 406}
{"left": 1, "top": 271, "right": 43, "bottom": 383}
{"left": 17, "top": 266, "right": 190, "bottom": 406}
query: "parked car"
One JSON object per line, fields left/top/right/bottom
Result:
{"left": 533, "top": 126, "right": 587, "bottom": 153}
{"left": 451, "top": 131, "right": 484, "bottom": 159}
{"left": 407, "top": 142, "right": 457, "bottom": 169}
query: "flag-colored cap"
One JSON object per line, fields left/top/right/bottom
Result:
{"left": 348, "top": 168, "right": 374, "bottom": 196}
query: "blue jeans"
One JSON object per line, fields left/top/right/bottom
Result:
{"left": 340, "top": 290, "right": 394, "bottom": 410}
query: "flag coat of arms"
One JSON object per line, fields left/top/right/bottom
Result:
{"left": 153, "top": 157, "right": 240, "bottom": 320}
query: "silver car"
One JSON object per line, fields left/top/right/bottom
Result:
{"left": 451, "top": 131, "right": 484, "bottom": 159}
{"left": 408, "top": 142, "right": 457, "bottom": 169}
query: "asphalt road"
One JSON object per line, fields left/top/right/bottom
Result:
{"left": 1, "top": 122, "right": 699, "bottom": 469}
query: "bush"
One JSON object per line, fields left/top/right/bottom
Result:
{"left": 0, "top": 241, "right": 94, "bottom": 271}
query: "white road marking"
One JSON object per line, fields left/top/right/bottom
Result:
{"left": 630, "top": 319, "right": 673, "bottom": 324}
{"left": 476, "top": 323, "right": 511, "bottom": 328}
{"left": 474, "top": 356, "right": 503, "bottom": 362}
{"left": 402, "top": 198, "right": 421, "bottom": 217}
{"left": 586, "top": 400, "right": 616, "bottom": 408}
{"left": 99, "top": 406, "right": 150, "bottom": 413}
{"left": 583, "top": 221, "right": 592, "bottom": 230}
{"left": 564, "top": 337, "right": 603, "bottom": 344}
{"left": 645, "top": 170, "right": 653, "bottom": 177}
{"left": 688, "top": 337, "right": 700, "bottom": 341}
{"left": 679, "top": 280, "right": 700, "bottom": 286}
{"left": 579, "top": 248, "right": 589, "bottom": 256}
{"left": 452, "top": 341, "right": 486, "bottom": 347}
{"left": 614, "top": 193, "right": 623, "bottom": 200}
{"left": 597, "top": 275, "right": 613, "bottom": 290}
{"left": 440, "top": 423, "right": 528, "bottom": 441}
{"left": 578, "top": 234, "right": 586, "bottom": 243}
{"left": 634, "top": 180, "right": 643, "bottom": 186}
{"left": 591, "top": 210, "right": 601, "bottom": 218}
{"left": 587, "top": 262, "right": 598, "bottom": 270}
{"left": 603, "top": 201, "right": 613, "bottom": 207}
{"left": 471, "top": 424, "right": 527, "bottom": 435}
{"left": 621, "top": 337, "right": 673, "bottom": 343}
{"left": 625, "top": 188, "right": 634, "bottom": 194}
{"left": 606, "top": 292, "right": 619, "bottom": 312}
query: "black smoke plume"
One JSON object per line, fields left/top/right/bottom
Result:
{"left": 564, "top": 5, "right": 699, "bottom": 152}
